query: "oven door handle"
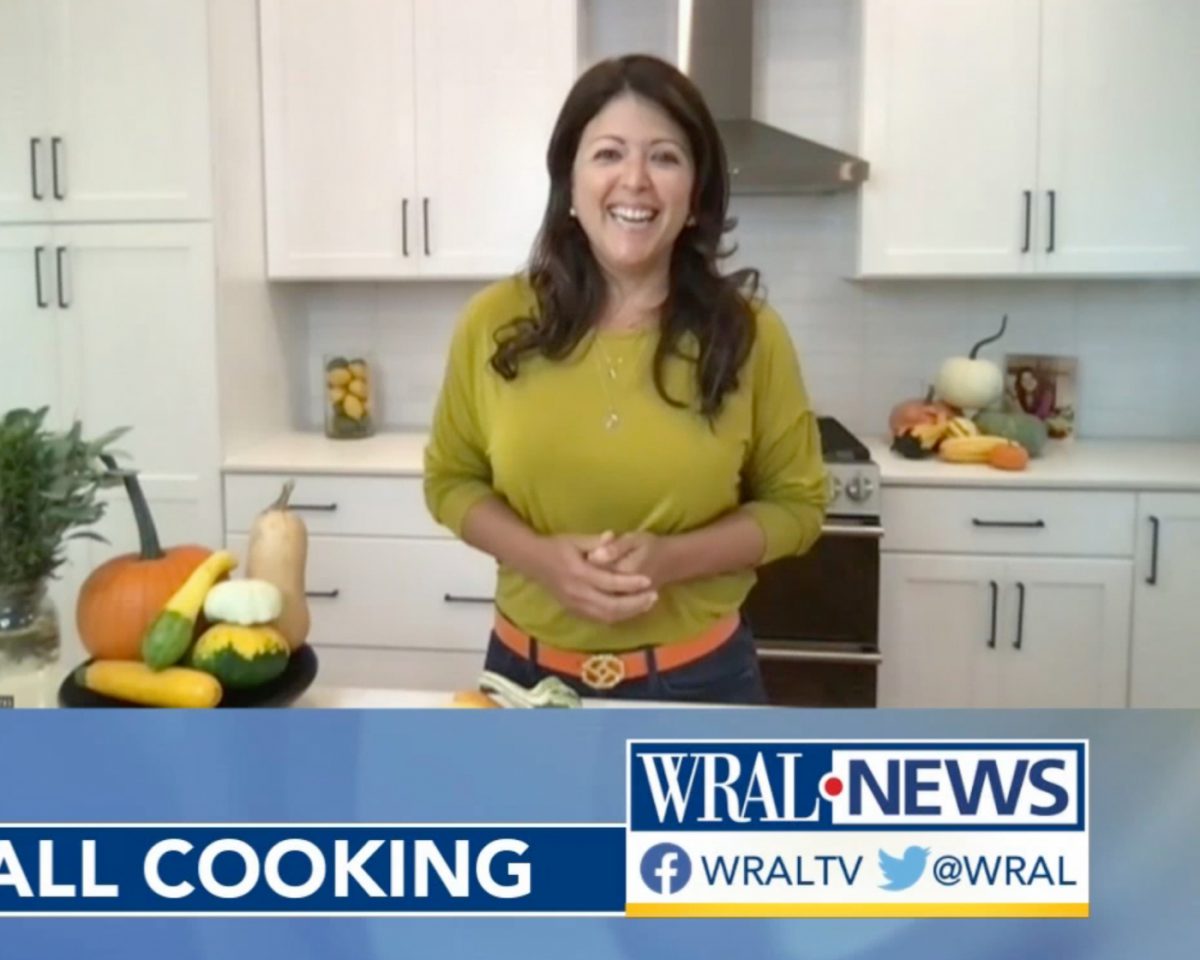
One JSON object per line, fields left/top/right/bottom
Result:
{"left": 820, "top": 523, "right": 884, "bottom": 539}
{"left": 756, "top": 647, "right": 883, "bottom": 666}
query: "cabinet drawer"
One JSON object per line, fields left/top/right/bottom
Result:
{"left": 881, "top": 488, "right": 1136, "bottom": 557}
{"left": 224, "top": 473, "right": 444, "bottom": 537}
{"left": 225, "top": 535, "right": 496, "bottom": 652}
{"left": 303, "top": 646, "right": 485, "bottom": 694}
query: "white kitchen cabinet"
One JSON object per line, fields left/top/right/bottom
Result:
{"left": 0, "top": 226, "right": 62, "bottom": 421}
{"left": 859, "top": 0, "right": 1200, "bottom": 277}
{"left": 0, "top": 0, "right": 212, "bottom": 224}
{"left": 259, "top": 0, "right": 578, "bottom": 279}
{"left": 858, "top": 0, "right": 1041, "bottom": 276}
{"left": 1035, "top": 0, "right": 1200, "bottom": 274}
{"left": 879, "top": 552, "right": 1132, "bottom": 708}
{"left": 1129, "top": 494, "right": 1200, "bottom": 707}
{"left": 0, "top": 0, "right": 54, "bottom": 223}
{"left": 11, "top": 223, "right": 224, "bottom": 668}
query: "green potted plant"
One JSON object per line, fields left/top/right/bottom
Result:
{"left": 0, "top": 407, "right": 126, "bottom": 707}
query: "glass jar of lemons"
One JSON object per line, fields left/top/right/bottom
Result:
{"left": 324, "top": 355, "right": 375, "bottom": 439}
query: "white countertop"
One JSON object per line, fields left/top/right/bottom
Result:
{"left": 223, "top": 431, "right": 428, "bottom": 476}
{"left": 222, "top": 429, "right": 1200, "bottom": 492}
{"left": 293, "top": 685, "right": 714, "bottom": 709}
{"left": 866, "top": 436, "right": 1200, "bottom": 491}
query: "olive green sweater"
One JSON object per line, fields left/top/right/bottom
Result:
{"left": 424, "top": 276, "right": 827, "bottom": 653}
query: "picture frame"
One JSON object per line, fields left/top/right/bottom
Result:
{"left": 1004, "top": 353, "right": 1077, "bottom": 440}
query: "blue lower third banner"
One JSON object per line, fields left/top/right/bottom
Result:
{"left": 0, "top": 825, "right": 623, "bottom": 916}
{"left": 0, "top": 739, "right": 1087, "bottom": 918}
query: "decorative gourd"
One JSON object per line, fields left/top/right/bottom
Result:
{"left": 246, "top": 481, "right": 310, "bottom": 651}
{"left": 76, "top": 660, "right": 222, "bottom": 708}
{"left": 76, "top": 457, "right": 211, "bottom": 661}
{"left": 974, "top": 408, "right": 1049, "bottom": 457}
{"left": 142, "top": 551, "right": 239, "bottom": 669}
{"left": 203, "top": 579, "right": 283, "bottom": 626}
{"left": 988, "top": 442, "right": 1031, "bottom": 472}
{"left": 887, "top": 388, "right": 957, "bottom": 438}
{"left": 934, "top": 315, "right": 1008, "bottom": 411}
{"left": 190, "top": 623, "right": 290, "bottom": 688}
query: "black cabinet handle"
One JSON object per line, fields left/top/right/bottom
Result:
{"left": 30, "top": 138, "right": 43, "bottom": 200}
{"left": 55, "top": 246, "right": 69, "bottom": 308}
{"left": 51, "top": 136, "right": 65, "bottom": 200}
{"left": 305, "top": 589, "right": 340, "bottom": 599}
{"left": 1021, "top": 190, "right": 1031, "bottom": 252}
{"left": 1014, "top": 582, "right": 1026, "bottom": 650}
{"left": 402, "top": 198, "right": 409, "bottom": 257}
{"left": 986, "top": 580, "right": 998, "bottom": 649}
{"left": 290, "top": 502, "right": 338, "bottom": 512}
{"left": 972, "top": 518, "right": 1045, "bottom": 529}
{"left": 1146, "top": 515, "right": 1160, "bottom": 585}
{"left": 34, "top": 246, "right": 49, "bottom": 308}
{"left": 422, "top": 197, "right": 431, "bottom": 256}
{"left": 443, "top": 594, "right": 494, "bottom": 605}
{"left": 1046, "top": 190, "right": 1056, "bottom": 253}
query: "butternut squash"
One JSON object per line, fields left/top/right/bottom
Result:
{"left": 245, "top": 481, "right": 310, "bottom": 651}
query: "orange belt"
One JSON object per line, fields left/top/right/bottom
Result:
{"left": 492, "top": 610, "right": 740, "bottom": 691}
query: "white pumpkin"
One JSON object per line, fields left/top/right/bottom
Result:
{"left": 934, "top": 314, "right": 1009, "bottom": 411}
{"left": 935, "top": 357, "right": 1003, "bottom": 410}
{"left": 202, "top": 578, "right": 283, "bottom": 626}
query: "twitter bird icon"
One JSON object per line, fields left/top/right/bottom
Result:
{"left": 878, "top": 846, "right": 931, "bottom": 891}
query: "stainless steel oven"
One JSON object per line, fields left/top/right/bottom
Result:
{"left": 743, "top": 417, "right": 883, "bottom": 708}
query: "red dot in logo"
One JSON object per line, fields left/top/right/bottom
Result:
{"left": 823, "top": 776, "right": 844, "bottom": 797}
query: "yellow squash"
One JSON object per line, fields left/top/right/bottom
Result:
{"left": 77, "top": 660, "right": 222, "bottom": 708}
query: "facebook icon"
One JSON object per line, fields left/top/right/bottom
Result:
{"left": 639, "top": 842, "right": 692, "bottom": 895}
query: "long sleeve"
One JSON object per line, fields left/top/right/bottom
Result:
{"left": 423, "top": 298, "right": 496, "bottom": 538}
{"left": 739, "top": 306, "right": 829, "bottom": 564}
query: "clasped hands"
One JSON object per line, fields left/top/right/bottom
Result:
{"left": 536, "top": 530, "right": 667, "bottom": 624}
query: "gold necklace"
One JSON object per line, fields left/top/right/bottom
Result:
{"left": 592, "top": 331, "right": 651, "bottom": 431}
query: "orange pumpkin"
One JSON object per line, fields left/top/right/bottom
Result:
{"left": 76, "top": 461, "right": 211, "bottom": 661}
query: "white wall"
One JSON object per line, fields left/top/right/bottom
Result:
{"left": 283, "top": 0, "right": 1200, "bottom": 441}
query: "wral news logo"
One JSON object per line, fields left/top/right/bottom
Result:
{"left": 624, "top": 739, "right": 1090, "bottom": 919}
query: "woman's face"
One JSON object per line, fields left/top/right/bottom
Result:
{"left": 570, "top": 92, "right": 695, "bottom": 282}
{"left": 1019, "top": 370, "right": 1038, "bottom": 391}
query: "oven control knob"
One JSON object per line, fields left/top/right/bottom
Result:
{"left": 845, "top": 475, "right": 875, "bottom": 503}
{"left": 827, "top": 474, "right": 843, "bottom": 503}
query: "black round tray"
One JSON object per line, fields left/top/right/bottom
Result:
{"left": 58, "top": 645, "right": 318, "bottom": 708}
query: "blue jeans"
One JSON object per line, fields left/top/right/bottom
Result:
{"left": 482, "top": 616, "right": 768, "bottom": 705}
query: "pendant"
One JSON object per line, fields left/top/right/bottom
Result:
{"left": 604, "top": 412, "right": 620, "bottom": 430}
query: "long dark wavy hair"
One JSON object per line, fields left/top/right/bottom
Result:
{"left": 490, "top": 54, "right": 760, "bottom": 419}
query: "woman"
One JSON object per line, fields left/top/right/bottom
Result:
{"left": 423, "top": 55, "right": 827, "bottom": 704}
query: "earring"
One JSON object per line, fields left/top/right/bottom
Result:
{"left": 686, "top": 214, "right": 697, "bottom": 226}
{"left": 569, "top": 206, "right": 577, "bottom": 218}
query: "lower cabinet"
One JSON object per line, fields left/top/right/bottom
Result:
{"left": 879, "top": 553, "right": 1132, "bottom": 708}
{"left": 223, "top": 472, "right": 496, "bottom": 692}
{"left": 1129, "top": 493, "right": 1200, "bottom": 707}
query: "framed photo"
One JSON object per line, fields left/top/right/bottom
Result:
{"left": 1004, "top": 353, "right": 1077, "bottom": 440}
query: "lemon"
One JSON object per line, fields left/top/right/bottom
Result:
{"left": 342, "top": 394, "right": 365, "bottom": 421}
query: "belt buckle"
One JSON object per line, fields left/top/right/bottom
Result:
{"left": 580, "top": 653, "right": 625, "bottom": 691}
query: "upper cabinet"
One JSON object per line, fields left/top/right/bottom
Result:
{"left": 858, "top": 0, "right": 1200, "bottom": 277}
{"left": 259, "top": 0, "right": 579, "bottom": 280}
{"left": 0, "top": 0, "right": 213, "bottom": 225}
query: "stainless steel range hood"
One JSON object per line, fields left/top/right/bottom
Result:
{"left": 679, "top": 0, "right": 869, "bottom": 195}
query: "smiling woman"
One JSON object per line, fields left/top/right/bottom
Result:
{"left": 423, "top": 55, "right": 828, "bottom": 704}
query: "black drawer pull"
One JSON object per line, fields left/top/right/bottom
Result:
{"left": 1146, "top": 515, "right": 1160, "bottom": 585}
{"left": 1014, "top": 582, "right": 1026, "bottom": 650}
{"left": 986, "top": 580, "right": 998, "bottom": 649}
{"left": 443, "top": 594, "right": 494, "bottom": 605}
{"left": 972, "top": 518, "right": 1045, "bottom": 529}
{"left": 305, "top": 589, "right": 340, "bottom": 599}
{"left": 291, "top": 502, "right": 338, "bottom": 512}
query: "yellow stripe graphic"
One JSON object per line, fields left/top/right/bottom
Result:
{"left": 626, "top": 902, "right": 1089, "bottom": 919}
